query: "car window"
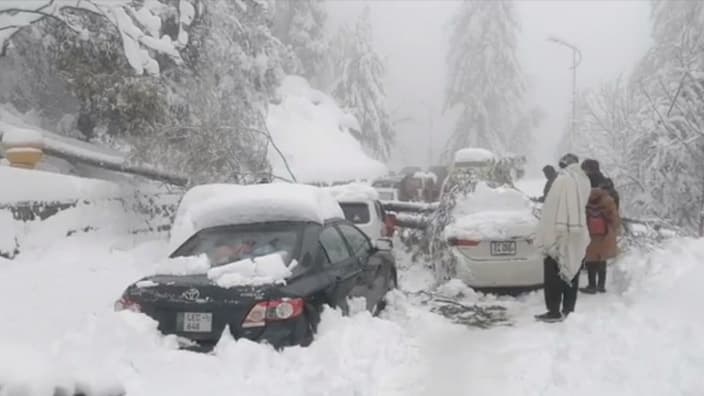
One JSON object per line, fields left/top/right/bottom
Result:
{"left": 319, "top": 226, "right": 352, "bottom": 264}
{"left": 337, "top": 223, "right": 372, "bottom": 260}
{"left": 339, "top": 202, "right": 371, "bottom": 224}
{"left": 172, "top": 224, "right": 301, "bottom": 268}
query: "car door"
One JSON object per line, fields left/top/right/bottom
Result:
{"left": 335, "top": 223, "right": 390, "bottom": 311}
{"left": 318, "top": 224, "right": 363, "bottom": 314}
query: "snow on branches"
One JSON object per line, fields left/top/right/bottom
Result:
{"left": 444, "top": 0, "right": 528, "bottom": 156}
{"left": 0, "top": 0, "right": 200, "bottom": 75}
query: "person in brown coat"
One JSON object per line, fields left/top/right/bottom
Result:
{"left": 581, "top": 187, "right": 621, "bottom": 293}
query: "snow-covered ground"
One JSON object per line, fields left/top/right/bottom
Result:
{"left": 1, "top": 218, "right": 704, "bottom": 395}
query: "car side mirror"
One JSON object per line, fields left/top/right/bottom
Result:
{"left": 374, "top": 238, "right": 393, "bottom": 251}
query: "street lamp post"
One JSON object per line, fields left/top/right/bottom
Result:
{"left": 547, "top": 36, "right": 582, "bottom": 152}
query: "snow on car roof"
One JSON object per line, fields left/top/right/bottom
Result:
{"left": 454, "top": 148, "right": 496, "bottom": 163}
{"left": 324, "top": 182, "right": 379, "bottom": 202}
{"left": 413, "top": 171, "right": 437, "bottom": 182}
{"left": 169, "top": 183, "right": 344, "bottom": 251}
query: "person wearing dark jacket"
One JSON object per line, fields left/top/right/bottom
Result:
{"left": 538, "top": 165, "right": 557, "bottom": 203}
{"left": 581, "top": 159, "right": 621, "bottom": 293}
{"left": 581, "top": 159, "right": 607, "bottom": 188}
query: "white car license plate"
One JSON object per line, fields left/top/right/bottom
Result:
{"left": 490, "top": 241, "right": 516, "bottom": 256}
{"left": 178, "top": 312, "right": 213, "bottom": 332}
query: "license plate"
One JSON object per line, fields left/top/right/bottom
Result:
{"left": 177, "top": 312, "right": 212, "bottom": 332}
{"left": 490, "top": 241, "right": 516, "bottom": 256}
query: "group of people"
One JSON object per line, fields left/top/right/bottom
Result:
{"left": 534, "top": 153, "right": 621, "bottom": 323}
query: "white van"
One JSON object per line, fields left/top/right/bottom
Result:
{"left": 325, "top": 183, "right": 394, "bottom": 241}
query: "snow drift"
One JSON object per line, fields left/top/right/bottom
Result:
{"left": 266, "top": 76, "right": 388, "bottom": 184}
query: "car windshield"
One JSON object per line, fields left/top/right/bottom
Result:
{"left": 173, "top": 224, "right": 302, "bottom": 267}
{"left": 339, "top": 202, "right": 371, "bottom": 224}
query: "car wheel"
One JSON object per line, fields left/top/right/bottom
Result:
{"left": 301, "top": 303, "right": 321, "bottom": 347}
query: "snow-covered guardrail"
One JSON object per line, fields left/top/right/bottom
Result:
{"left": 0, "top": 167, "right": 181, "bottom": 259}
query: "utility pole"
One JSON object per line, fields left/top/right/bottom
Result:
{"left": 547, "top": 36, "right": 582, "bottom": 152}
{"left": 427, "top": 108, "right": 434, "bottom": 167}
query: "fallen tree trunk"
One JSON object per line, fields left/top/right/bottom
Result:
{"left": 382, "top": 200, "right": 439, "bottom": 214}
{"left": 43, "top": 146, "right": 189, "bottom": 186}
{"left": 395, "top": 213, "right": 430, "bottom": 230}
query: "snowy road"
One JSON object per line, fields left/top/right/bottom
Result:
{"left": 2, "top": 231, "right": 704, "bottom": 396}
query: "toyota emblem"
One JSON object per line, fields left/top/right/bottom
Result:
{"left": 181, "top": 288, "right": 200, "bottom": 301}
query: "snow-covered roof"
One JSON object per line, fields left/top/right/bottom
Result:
{"left": 324, "top": 182, "right": 379, "bottom": 203}
{"left": 445, "top": 182, "right": 538, "bottom": 240}
{"left": 169, "top": 183, "right": 344, "bottom": 251}
{"left": 266, "top": 76, "right": 387, "bottom": 184}
{"left": 454, "top": 148, "right": 496, "bottom": 164}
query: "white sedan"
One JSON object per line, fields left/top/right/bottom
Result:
{"left": 443, "top": 182, "right": 542, "bottom": 289}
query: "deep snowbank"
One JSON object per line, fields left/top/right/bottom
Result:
{"left": 412, "top": 237, "right": 704, "bottom": 396}
{"left": 0, "top": 167, "right": 178, "bottom": 258}
{"left": 0, "top": 233, "right": 424, "bottom": 396}
{"left": 266, "top": 76, "right": 388, "bottom": 184}
{"left": 2, "top": 191, "right": 704, "bottom": 395}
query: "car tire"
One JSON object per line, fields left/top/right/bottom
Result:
{"left": 301, "top": 303, "right": 321, "bottom": 347}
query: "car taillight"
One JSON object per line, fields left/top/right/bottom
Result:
{"left": 447, "top": 238, "right": 480, "bottom": 247}
{"left": 242, "top": 298, "right": 304, "bottom": 328}
{"left": 114, "top": 296, "right": 142, "bottom": 312}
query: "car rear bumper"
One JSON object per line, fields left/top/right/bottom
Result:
{"left": 159, "top": 315, "right": 311, "bottom": 352}
{"left": 451, "top": 248, "right": 543, "bottom": 288}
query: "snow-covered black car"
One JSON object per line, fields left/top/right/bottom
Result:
{"left": 115, "top": 183, "right": 397, "bottom": 351}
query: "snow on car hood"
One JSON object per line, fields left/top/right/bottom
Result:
{"left": 151, "top": 252, "right": 295, "bottom": 287}
{"left": 444, "top": 182, "right": 538, "bottom": 240}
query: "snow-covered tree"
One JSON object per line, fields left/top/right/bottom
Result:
{"left": 444, "top": 0, "right": 527, "bottom": 155}
{"left": 329, "top": 7, "right": 393, "bottom": 161}
{"left": 272, "top": 0, "right": 328, "bottom": 84}
{"left": 569, "top": 0, "right": 704, "bottom": 233}
{"left": 0, "top": 0, "right": 200, "bottom": 75}
{"left": 130, "top": 0, "right": 288, "bottom": 184}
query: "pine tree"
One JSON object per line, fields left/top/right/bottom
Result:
{"left": 444, "top": 0, "right": 526, "bottom": 156}
{"left": 272, "top": 0, "right": 328, "bottom": 85}
{"left": 571, "top": 0, "right": 704, "bottom": 232}
{"left": 329, "top": 7, "right": 393, "bottom": 161}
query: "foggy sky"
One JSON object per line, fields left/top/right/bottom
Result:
{"left": 326, "top": 0, "right": 652, "bottom": 174}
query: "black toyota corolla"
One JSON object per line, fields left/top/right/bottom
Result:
{"left": 115, "top": 219, "right": 397, "bottom": 351}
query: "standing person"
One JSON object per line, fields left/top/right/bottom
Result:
{"left": 534, "top": 153, "right": 592, "bottom": 322}
{"left": 538, "top": 165, "right": 558, "bottom": 202}
{"left": 581, "top": 159, "right": 607, "bottom": 188}
{"left": 581, "top": 160, "right": 621, "bottom": 294}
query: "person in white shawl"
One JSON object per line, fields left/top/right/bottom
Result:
{"left": 534, "top": 153, "right": 592, "bottom": 322}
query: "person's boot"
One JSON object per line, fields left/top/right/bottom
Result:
{"left": 535, "top": 311, "right": 564, "bottom": 323}
{"left": 597, "top": 287, "right": 606, "bottom": 293}
{"left": 580, "top": 286, "right": 597, "bottom": 294}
